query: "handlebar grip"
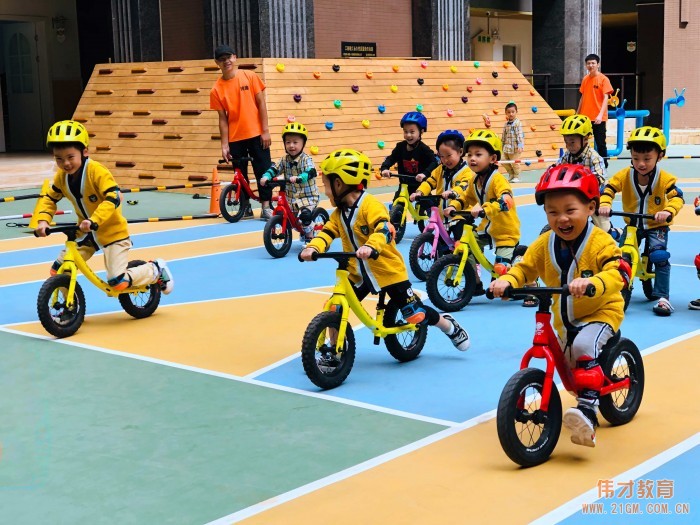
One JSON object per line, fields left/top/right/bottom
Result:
{"left": 311, "top": 251, "right": 319, "bottom": 261}
{"left": 218, "top": 159, "right": 228, "bottom": 164}
{"left": 369, "top": 248, "right": 380, "bottom": 260}
{"left": 34, "top": 229, "right": 44, "bottom": 237}
{"left": 584, "top": 283, "right": 596, "bottom": 297}
{"left": 90, "top": 221, "right": 99, "bottom": 231}
{"left": 485, "top": 289, "right": 494, "bottom": 300}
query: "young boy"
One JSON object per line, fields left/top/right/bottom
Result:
{"left": 577, "top": 53, "right": 613, "bottom": 167}
{"left": 300, "top": 149, "right": 470, "bottom": 352}
{"left": 691, "top": 198, "right": 700, "bottom": 310}
{"left": 598, "top": 126, "right": 685, "bottom": 316}
{"left": 490, "top": 164, "right": 628, "bottom": 448}
{"left": 380, "top": 112, "right": 438, "bottom": 201}
{"left": 558, "top": 114, "right": 619, "bottom": 240}
{"left": 501, "top": 102, "right": 524, "bottom": 183}
{"left": 260, "top": 122, "right": 320, "bottom": 244}
{"left": 35, "top": 120, "right": 173, "bottom": 293}
{"left": 444, "top": 129, "right": 522, "bottom": 299}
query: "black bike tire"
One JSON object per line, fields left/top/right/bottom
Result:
{"left": 426, "top": 254, "right": 476, "bottom": 312}
{"left": 118, "top": 260, "right": 162, "bottom": 319}
{"left": 37, "top": 274, "right": 86, "bottom": 338}
{"left": 300, "top": 311, "right": 356, "bottom": 390}
{"left": 263, "top": 214, "right": 292, "bottom": 258}
{"left": 383, "top": 300, "right": 427, "bottom": 362}
{"left": 598, "top": 337, "right": 645, "bottom": 426}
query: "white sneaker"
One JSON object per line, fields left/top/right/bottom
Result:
{"left": 653, "top": 297, "right": 674, "bottom": 316}
{"left": 563, "top": 407, "right": 597, "bottom": 447}
{"left": 261, "top": 207, "right": 273, "bottom": 221}
{"left": 443, "top": 314, "right": 470, "bottom": 352}
{"left": 510, "top": 177, "right": 520, "bottom": 183}
{"left": 154, "top": 259, "right": 174, "bottom": 295}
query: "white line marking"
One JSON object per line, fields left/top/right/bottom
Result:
{"left": 531, "top": 432, "right": 700, "bottom": 525}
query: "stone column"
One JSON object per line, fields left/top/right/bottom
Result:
{"left": 412, "top": 0, "right": 470, "bottom": 60}
{"left": 533, "top": 0, "right": 601, "bottom": 109}
{"left": 111, "top": 0, "right": 162, "bottom": 62}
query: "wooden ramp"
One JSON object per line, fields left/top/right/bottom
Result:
{"left": 75, "top": 58, "right": 563, "bottom": 189}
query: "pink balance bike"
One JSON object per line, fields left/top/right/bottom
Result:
{"left": 218, "top": 157, "right": 271, "bottom": 222}
{"left": 263, "top": 177, "right": 329, "bottom": 258}
{"left": 490, "top": 284, "right": 644, "bottom": 467}
{"left": 408, "top": 195, "right": 456, "bottom": 282}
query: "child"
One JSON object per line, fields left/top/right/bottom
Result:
{"left": 35, "top": 120, "right": 174, "bottom": 293}
{"left": 490, "top": 164, "right": 628, "bottom": 448}
{"left": 300, "top": 149, "right": 470, "bottom": 352}
{"left": 687, "top": 197, "right": 700, "bottom": 310}
{"left": 501, "top": 102, "right": 524, "bottom": 183}
{"left": 380, "top": 112, "right": 438, "bottom": 201}
{"left": 558, "top": 114, "right": 619, "bottom": 240}
{"left": 444, "top": 129, "right": 524, "bottom": 300}
{"left": 598, "top": 126, "right": 685, "bottom": 316}
{"left": 260, "top": 122, "right": 320, "bottom": 244}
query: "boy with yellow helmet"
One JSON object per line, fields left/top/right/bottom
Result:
{"left": 300, "top": 149, "right": 471, "bottom": 351}
{"left": 599, "top": 126, "right": 685, "bottom": 316}
{"left": 260, "top": 122, "right": 320, "bottom": 244}
{"left": 36, "top": 120, "right": 174, "bottom": 294}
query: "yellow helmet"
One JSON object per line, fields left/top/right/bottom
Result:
{"left": 320, "top": 149, "right": 372, "bottom": 188}
{"left": 46, "top": 120, "right": 89, "bottom": 148}
{"left": 464, "top": 129, "right": 503, "bottom": 160}
{"left": 560, "top": 115, "right": 593, "bottom": 136}
{"left": 282, "top": 122, "right": 308, "bottom": 141}
{"left": 627, "top": 126, "right": 667, "bottom": 155}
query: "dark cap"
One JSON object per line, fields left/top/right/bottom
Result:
{"left": 214, "top": 45, "right": 235, "bottom": 60}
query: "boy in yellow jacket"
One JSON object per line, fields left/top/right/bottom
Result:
{"left": 300, "top": 149, "right": 470, "bottom": 353}
{"left": 490, "top": 164, "right": 628, "bottom": 448}
{"left": 598, "top": 126, "right": 684, "bottom": 316}
{"left": 35, "top": 120, "right": 174, "bottom": 294}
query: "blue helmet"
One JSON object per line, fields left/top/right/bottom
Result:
{"left": 400, "top": 112, "right": 428, "bottom": 132}
{"left": 436, "top": 129, "right": 465, "bottom": 150}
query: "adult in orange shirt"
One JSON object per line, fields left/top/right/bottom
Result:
{"left": 577, "top": 53, "right": 613, "bottom": 168}
{"left": 210, "top": 45, "right": 273, "bottom": 220}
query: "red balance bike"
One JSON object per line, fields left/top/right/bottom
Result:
{"left": 218, "top": 157, "right": 270, "bottom": 222}
{"left": 491, "top": 284, "right": 644, "bottom": 467}
{"left": 263, "top": 177, "right": 329, "bottom": 258}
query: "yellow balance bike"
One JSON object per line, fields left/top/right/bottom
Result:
{"left": 386, "top": 173, "right": 429, "bottom": 243}
{"left": 36, "top": 224, "right": 161, "bottom": 338}
{"left": 426, "top": 210, "right": 526, "bottom": 312}
{"left": 299, "top": 251, "right": 427, "bottom": 389}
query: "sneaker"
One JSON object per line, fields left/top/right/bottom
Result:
{"left": 317, "top": 348, "right": 340, "bottom": 374}
{"left": 510, "top": 177, "right": 521, "bottom": 183}
{"left": 242, "top": 204, "right": 254, "bottom": 219}
{"left": 653, "top": 297, "right": 674, "bottom": 316}
{"left": 689, "top": 299, "right": 700, "bottom": 310}
{"left": 443, "top": 314, "right": 470, "bottom": 352}
{"left": 261, "top": 206, "right": 273, "bottom": 221}
{"left": 563, "top": 405, "right": 598, "bottom": 448}
{"left": 154, "top": 258, "right": 174, "bottom": 295}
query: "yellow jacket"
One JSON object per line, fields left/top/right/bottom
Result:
{"left": 35, "top": 158, "right": 128, "bottom": 247}
{"left": 416, "top": 163, "right": 473, "bottom": 197}
{"left": 307, "top": 192, "right": 408, "bottom": 292}
{"left": 449, "top": 169, "right": 521, "bottom": 247}
{"left": 499, "top": 224, "right": 625, "bottom": 341}
{"left": 600, "top": 166, "right": 684, "bottom": 230}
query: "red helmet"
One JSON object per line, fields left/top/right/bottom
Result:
{"left": 535, "top": 164, "right": 600, "bottom": 205}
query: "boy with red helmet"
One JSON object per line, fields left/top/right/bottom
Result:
{"left": 490, "top": 164, "right": 628, "bottom": 448}
{"left": 690, "top": 197, "right": 700, "bottom": 310}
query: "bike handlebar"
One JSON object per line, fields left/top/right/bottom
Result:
{"left": 415, "top": 195, "right": 446, "bottom": 206}
{"left": 298, "top": 250, "right": 380, "bottom": 263}
{"left": 608, "top": 210, "right": 672, "bottom": 223}
{"left": 377, "top": 172, "right": 419, "bottom": 181}
{"left": 486, "top": 283, "right": 596, "bottom": 300}
{"left": 447, "top": 209, "right": 486, "bottom": 224}
{"left": 35, "top": 222, "right": 99, "bottom": 237}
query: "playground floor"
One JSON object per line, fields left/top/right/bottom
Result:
{"left": 0, "top": 149, "right": 699, "bottom": 524}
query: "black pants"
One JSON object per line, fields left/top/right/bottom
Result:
{"left": 229, "top": 136, "right": 273, "bottom": 202}
{"left": 592, "top": 122, "right": 608, "bottom": 168}
{"left": 352, "top": 280, "right": 440, "bottom": 326}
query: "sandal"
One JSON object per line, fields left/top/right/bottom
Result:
{"left": 522, "top": 295, "right": 539, "bottom": 307}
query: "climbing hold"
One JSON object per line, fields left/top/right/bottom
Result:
{"left": 450, "top": 65, "right": 458, "bottom": 73}
{"left": 417, "top": 78, "right": 424, "bottom": 85}
{"left": 524, "top": 160, "right": 531, "bottom": 166}
{"left": 390, "top": 85, "right": 399, "bottom": 93}
{"left": 334, "top": 99, "right": 342, "bottom": 108}
{"left": 366, "top": 71, "right": 373, "bottom": 79}
{"left": 362, "top": 120, "right": 371, "bottom": 129}
{"left": 550, "top": 124, "right": 558, "bottom": 130}
{"left": 351, "top": 85, "right": 359, "bottom": 93}
{"left": 512, "top": 83, "right": 519, "bottom": 90}
{"left": 551, "top": 143, "right": 558, "bottom": 150}
{"left": 492, "top": 71, "right": 498, "bottom": 78}
{"left": 392, "top": 65, "right": 400, "bottom": 72}
{"left": 416, "top": 104, "right": 424, "bottom": 112}
{"left": 536, "top": 150, "right": 542, "bottom": 157}
{"left": 420, "top": 61, "right": 428, "bottom": 68}
{"left": 287, "top": 115, "right": 296, "bottom": 122}
{"left": 530, "top": 89, "right": 536, "bottom": 96}
{"left": 310, "top": 146, "right": 319, "bottom": 155}
{"left": 442, "top": 84, "right": 449, "bottom": 91}
{"left": 332, "top": 64, "right": 340, "bottom": 72}
{"left": 447, "top": 109, "right": 454, "bottom": 117}
{"left": 530, "top": 125, "right": 537, "bottom": 131}
{"left": 476, "top": 78, "right": 483, "bottom": 85}
{"left": 276, "top": 63, "right": 285, "bottom": 72}
{"left": 482, "top": 113, "right": 491, "bottom": 128}
{"left": 503, "top": 62, "right": 510, "bottom": 69}
{"left": 377, "top": 140, "right": 385, "bottom": 149}
{"left": 378, "top": 104, "right": 386, "bottom": 113}
{"left": 293, "top": 94, "right": 302, "bottom": 103}
{"left": 313, "top": 71, "right": 321, "bottom": 79}
{"left": 325, "top": 121, "right": 334, "bottom": 130}
{"left": 474, "top": 61, "right": 480, "bottom": 68}
{"left": 492, "top": 89, "right": 499, "bottom": 96}
{"left": 467, "top": 86, "right": 473, "bottom": 93}
{"left": 531, "top": 106, "right": 538, "bottom": 113}
{"left": 493, "top": 108, "right": 499, "bottom": 115}
{"left": 461, "top": 96, "right": 469, "bottom": 103}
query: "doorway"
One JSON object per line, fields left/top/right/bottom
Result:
{"left": 502, "top": 44, "right": 519, "bottom": 69}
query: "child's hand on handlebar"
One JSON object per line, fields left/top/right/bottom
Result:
{"left": 654, "top": 210, "right": 672, "bottom": 223}
{"left": 300, "top": 248, "right": 316, "bottom": 261}
{"left": 441, "top": 190, "right": 456, "bottom": 200}
{"left": 289, "top": 176, "right": 298, "bottom": 183}
{"left": 415, "top": 174, "right": 426, "bottom": 182}
{"left": 568, "top": 277, "right": 593, "bottom": 298}
{"left": 597, "top": 206, "right": 612, "bottom": 217}
{"left": 79, "top": 220, "right": 93, "bottom": 233}
{"left": 34, "top": 220, "right": 50, "bottom": 238}
{"left": 356, "top": 245, "right": 375, "bottom": 260}
{"left": 443, "top": 206, "right": 456, "bottom": 218}
{"left": 489, "top": 279, "right": 511, "bottom": 299}
{"left": 471, "top": 204, "right": 484, "bottom": 218}
{"left": 409, "top": 192, "right": 421, "bottom": 202}
{"left": 380, "top": 169, "right": 391, "bottom": 178}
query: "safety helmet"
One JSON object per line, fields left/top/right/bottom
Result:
{"left": 46, "top": 120, "right": 89, "bottom": 148}
{"left": 560, "top": 115, "right": 593, "bottom": 137}
{"left": 435, "top": 129, "right": 465, "bottom": 151}
{"left": 627, "top": 126, "right": 666, "bottom": 156}
{"left": 320, "top": 149, "right": 372, "bottom": 188}
{"left": 464, "top": 129, "right": 503, "bottom": 160}
{"left": 535, "top": 164, "right": 600, "bottom": 205}
{"left": 400, "top": 112, "right": 428, "bottom": 132}
{"left": 282, "top": 122, "right": 308, "bottom": 142}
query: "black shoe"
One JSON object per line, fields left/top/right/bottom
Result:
{"left": 242, "top": 205, "right": 254, "bottom": 219}
{"left": 473, "top": 283, "right": 486, "bottom": 297}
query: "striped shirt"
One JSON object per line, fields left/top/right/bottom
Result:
{"left": 557, "top": 144, "right": 607, "bottom": 185}
{"left": 272, "top": 152, "right": 319, "bottom": 209}
{"left": 501, "top": 118, "right": 524, "bottom": 154}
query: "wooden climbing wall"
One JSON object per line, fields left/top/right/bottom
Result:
{"left": 75, "top": 58, "right": 563, "bottom": 189}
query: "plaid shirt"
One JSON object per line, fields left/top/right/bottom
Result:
{"left": 501, "top": 118, "right": 524, "bottom": 154}
{"left": 273, "top": 152, "right": 319, "bottom": 209}
{"left": 557, "top": 144, "right": 607, "bottom": 185}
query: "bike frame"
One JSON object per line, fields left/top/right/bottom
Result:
{"left": 444, "top": 220, "right": 495, "bottom": 284}
{"left": 391, "top": 176, "right": 429, "bottom": 224}
{"left": 420, "top": 199, "right": 456, "bottom": 254}
{"left": 222, "top": 157, "right": 260, "bottom": 203}
{"left": 269, "top": 180, "right": 304, "bottom": 233}
{"left": 619, "top": 224, "right": 654, "bottom": 284}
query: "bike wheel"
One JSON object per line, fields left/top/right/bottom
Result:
{"left": 301, "top": 311, "right": 356, "bottom": 390}
{"left": 497, "top": 368, "right": 562, "bottom": 468}
{"left": 118, "top": 260, "right": 162, "bottom": 319}
{"left": 598, "top": 337, "right": 645, "bottom": 426}
{"left": 408, "top": 232, "right": 437, "bottom": 282}
{"left": 390, "top": 204, "right": 407, "bottom": 244}
{"left": 426, "top": 254, "right": 476, "bottom": 312}
{"left": 641, "top": 259, "right": 655, "bottom": 301}
{"left": 219, "top": 184, "right": 248, "bottom": 223}
{"left": 383, "top": 300, "right": 427, "bottom": 362}
{"left": 37, "top": 274, "right": 86, "bottom": 338}
{"left": 310, "top": 207, "right": 330, "bottom": 237}
{"left": 263, "top": 214, "right": 292, "bottom": 258}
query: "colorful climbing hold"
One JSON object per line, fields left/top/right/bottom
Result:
{"left": 502, "top": 62, "right": 510, "bottom": 69}
{"left": 313, "top": 71, "right": 321, "bottom": 79}
{"left": 461, "top": 96, "right": 469, "bottom": 103}
{"left": 474, "top": 61, "right": 480, "bottom": 68}
{"left": 536, "top": 150, "right": 543, "bottom": 157}
{"left": 310, "top": 146, "right": 319, "bottom": 155}
{"left": 334, "top": 99, "right": 342, "bottom": 108}
{"left": 492, "top": 89, "right": 499, "bottom": 96}
{"left": 378, "top": 104, "right": 386, "bottom": 113}
{"left": 550, "top": 124, "right": 558, "bottom": 130}
{"left": 492, "top": 71, "right": 498, "bottom": 78}
{"left": 476, "top": 78, "right": 483, "bottom": 85}
{"left": 493, "top": 108, "right": 499, "bottom": 115}
{"left": 531, "top": 106, "right": 538, "bottom": 113}
{"left": 524, "top": 160, "right": 531, "bottom": 166}
{"left": 325, "top": 121, "right": 334, "bottom": 130}
{"left": 450, "top": 65, "right": 458, "bottom": 73}
{"left": 416, "top": 104, "right": 424, "bottom": 112}
{"left": 287, "top": 115, "right": 296, "bottom": 122}
{"left": 351, "top": 85, "right": 359, "bottom": 93}
{"left": 362, "top": 120, "right": 371, "bottom": 129}
{"left": 293, "top": 94, "right": 302, "bottom": 103}
{"left": 551, "top": 143, "right": 558, "bottom": 150}
{"left": 530, "top": 125, "right": 537, "bottom": 131}
{"left": 447, "top": 109, "right": 454, "bottom": 117}
{"left": 417, "top": 78, "right": 424, "bottom": 85}
{"left": 530, "top": 89, "right": 536, "bottom": 96}
{"left": 366, "top": 71, "right": 373, "bottom": 79}
{"left": 392, "top": 65, "right": 400, "bottom": 72}
{"left": 276, "top": 63, "right": 285, "bottom": 72}
{"left": 442, "top": 84, "right": 449, "bottom": 91}
{"left": 420, "top": 61, "right": 428, "bottom": 68}
{"left": 332, "top": 64, "right": 340, "bottom": 72}
{"left": 390, "top": 85, "right": 399, "bottom": 93}
{"left": 467, "top": 86, "right": 473, "bottom": 93}
{"left": 377, "top": 140, "right": 385, "bottom": 149}
{"left": 512, "top": 83, "right": 519, "bottom": 90}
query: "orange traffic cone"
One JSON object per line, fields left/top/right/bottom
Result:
{"left": 209, "top": 167, "right": 221, "bottom": 214}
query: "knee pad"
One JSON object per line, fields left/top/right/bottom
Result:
{"left": 649, "top": 248, "right": 670, "bottom": 267}
{"left": 50, "top": 260, "right": 61, "bottom": 276}
{"left": 298, "top": 208, "right": 312, "bottom": 226}
{"left": 573, "top": 359, "right": 604, "bottom": 392}
{"left": 401, "top": 301, "right": 427, "bottom": 325}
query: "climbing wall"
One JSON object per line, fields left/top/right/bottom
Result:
{"left": 74, "top": 58, "right": 563, "bottom": 189}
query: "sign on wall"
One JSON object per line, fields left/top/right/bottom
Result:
{"left": 341, "top": 42, "right": 377, "bottom": 58}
